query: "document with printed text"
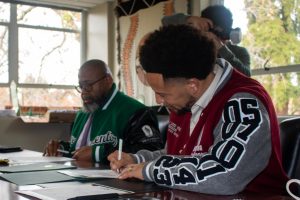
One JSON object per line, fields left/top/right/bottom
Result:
{"left": 57, "top": 169, "right": 119, "bottom": 179}
{"left": 16, "top": 183, "right": 132, "bottom": 200}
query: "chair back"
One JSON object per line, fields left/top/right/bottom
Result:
{"left": 157, "top": 114, "right": 169, "bottom": 145}
{"left": 151, "top": 106, "right": 169, "bottom": 146}
{"left": 279, "top": 117, "right": 300, "bottom": 179}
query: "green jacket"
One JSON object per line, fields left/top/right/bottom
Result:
{"left": 68, "top": 84, "right": 163, "bottom": 163}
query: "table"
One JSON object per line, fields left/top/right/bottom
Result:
{"left": 0, "top": 150, "right": 295, "bottom": 200}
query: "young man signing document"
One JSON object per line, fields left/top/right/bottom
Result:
{"left": 108, "top": 25, "right": 288, "bottom": 195}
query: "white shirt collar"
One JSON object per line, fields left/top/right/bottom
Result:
{"left": 191, "top": 64, "right": 224, "bottom": 115}
{"left": 189, "top": 64, "right": 224, "bottom": 134}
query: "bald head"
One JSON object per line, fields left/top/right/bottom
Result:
{"left": 78, "top": 59, "right": 114, "bottom": 113}
{"left": 80, "top": 59, "right": 112, "bottom": 77}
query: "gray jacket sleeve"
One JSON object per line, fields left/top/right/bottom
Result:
{"left": 131, "top": 149, "right": 166, "bottom": 163}
{"left": 141, "top": 93, "right": 272, "bottom": 195}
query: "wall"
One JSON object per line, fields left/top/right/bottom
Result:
{"left": 115, "top": 0, "right": 190, "bottom": 106}
{"left": 84, "top": 0, "right": 222, "bottom": 102}
{"left": 0, "top": 117, "right": 71, "bottom": 152}
{"left": 86, "top": 3, "right": 109, "bottom": 65}
{"left": 85, "top": 0, "right": 191, "bottom": 89}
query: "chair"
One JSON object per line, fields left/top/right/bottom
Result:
{"left": 151, "top": 106, "right": 169, "bottom": 145}
{"left": 279, "top": 117, "right": 300, "bottom": 179}
{"left": 157, "top": 114, "right": 169, "bottom": 145}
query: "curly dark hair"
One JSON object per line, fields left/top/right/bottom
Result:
{"left": 140, "top": 25, "right": 217, "bottom": 80}
{"left": 201, "top": 5, "right": 233, "bottom": 40}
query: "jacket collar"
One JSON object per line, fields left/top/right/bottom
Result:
{"left": 101, "top": 83, "right": 118, "bottom": 110}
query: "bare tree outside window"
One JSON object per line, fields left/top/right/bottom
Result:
{"left": 0, "top": 2, "right": 10, "bottom": 108}
{"left": 0, "top": 2, "right": 82, "bottom": 110}
{"left": 225, "top": 0, "right": 300, "bottom": 115}
{"left": 0, "top": 26, "right": 8, "bottom": 83}
{"left": 0, "top": 2, "right": 9, "bottom": 82}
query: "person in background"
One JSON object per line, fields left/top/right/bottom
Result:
{"left": 108, "top": 25, "right": 288, "bottom": 195}
{"left": 162, "top": 5, "right": 251, "bottom": 77}
{"left": 44, "top": 59, "right": 163, "bottom": 163}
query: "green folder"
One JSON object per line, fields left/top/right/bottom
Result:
{"left": 0, "top": 171, "right": 76, "bottom": 185}
{"left": 0, "top": 162, "right": 76, "bottom": 173}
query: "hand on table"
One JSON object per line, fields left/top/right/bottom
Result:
{"left": 118, "top": 163, "right": 146, "bottom": 180}
{"left": 72, "top": 146, "right": 93, "bottom": 162}
{"left": 108, "top": 150, "right": 135, "bottom": 172}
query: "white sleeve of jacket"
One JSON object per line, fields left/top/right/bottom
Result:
{"left": 142, "top": 93, "right": 272, "bottom": 195}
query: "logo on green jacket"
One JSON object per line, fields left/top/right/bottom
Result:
{"left": 91, "top": 131, "right": 118, "bottom": 147}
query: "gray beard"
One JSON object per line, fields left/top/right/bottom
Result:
{"left": 82, "top": 102, "right": 100, "bottom": 113}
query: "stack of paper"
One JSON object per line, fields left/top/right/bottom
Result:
{"left": 0, "top": 163, "right": 77, "bottom": 185}
{"left": 16, "top": 183, "right": 132, "bottom": 200}
{"left": 0, "top": 162, "right": 76, "bottom": 173}
{"left": 57, "top": 169, "right": 119, "bottom": 179}
{"left": 0, "top": 171, "right": 76, "bottom": 185}
{"left": 8, "top": 156, "right": 74, "bottom": 164}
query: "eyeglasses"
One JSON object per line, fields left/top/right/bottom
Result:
{"left": 75, "top": 75, "right": 107, "bottom": 93}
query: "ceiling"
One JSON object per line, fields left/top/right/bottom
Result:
{"left": 18, "top": 0, "right": 114, "bottom": 10}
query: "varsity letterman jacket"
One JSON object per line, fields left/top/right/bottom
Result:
{"left": 133, "top": 59, "right": 288, "bottom": 195}
{"left": 61, "top": 84, "right": 163, "bottom": 164}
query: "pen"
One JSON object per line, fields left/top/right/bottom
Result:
{"left": 57, "top": 149, "right": 75, "bottom": 155}
{"left": 117, "top": 139, "right": 123, "bottom": 174}
{"left": 118, "top": 139, "right": 123, "bottom": 161}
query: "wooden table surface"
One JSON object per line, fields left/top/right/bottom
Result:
{"left": 0, "top": 150, "right": 295, "bottom": 200}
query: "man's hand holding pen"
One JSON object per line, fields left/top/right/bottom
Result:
{"left": 108, "top": 150, "right": 145, "bottom": 180}
{"left": 108, "top": 150, "right": 135, "bottom": 173}
{"left": 43, "top": 139, "right": 61, "bottom": 156}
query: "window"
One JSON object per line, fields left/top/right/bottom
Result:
{"left": 0, "top": 24, "right": 8, "bottom": 84}
{"left": 224, "top": 0, "right": 300, "bottom": 115}
{"left": 0, "top": 1, "right": 83, "bottom": 112}
{"left": 0, "top": 2, "right": 10, "bottom": 108}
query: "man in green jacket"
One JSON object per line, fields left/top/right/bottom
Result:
{"left": 44, "top": 59, "right": 163, "bottom": 163}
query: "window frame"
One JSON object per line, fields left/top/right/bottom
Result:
{"left": 251, "top": 64, "right": 300, "bottom": 76}
{"left": 0, "top": 2, "right": 86, "bottom": 92}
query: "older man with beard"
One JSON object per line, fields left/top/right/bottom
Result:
{"left": 43, "top": 59, "right": 163, "bottom": 163}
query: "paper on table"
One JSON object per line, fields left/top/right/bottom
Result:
{"left": 0, "top": 171, "right": 75, "bottom": 185}
{"left": 0, "top": 162, "right": 76, "bottom": 173}
{"left": 57, "top": 169, "right": 119, "bottom": 178}
{"left": 15, "top": 183, "right": 132, "bottom": 200}
{"left": 0, "top": 149, "right": 42, "bottom": 158}
{"left": 38, "top": 181, "right": 89, "bottom": 188}
{"left": 9, "top": 156, "right": 74, "bottom": 164}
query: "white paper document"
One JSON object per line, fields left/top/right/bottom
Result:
{"left": 16, "top": 183, "right": 132, "bottom": 200}
{"left": 0, "top": 150, "right": 74, "bottom": 164}
{"left": 9, "top": 156, "right": 74, "bottom": 164}
{"left": 38, "top": 181, "right": 87, "bottom": 188}
{"left": 0, "top": 149, "right": 42, "bottom": 158}
{"left": 57, "top": 169, "right": 119, "bottom": 178}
